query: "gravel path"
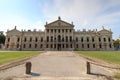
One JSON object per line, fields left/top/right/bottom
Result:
{"left": 0, "top": 51, "right": 114, "bottom": 80}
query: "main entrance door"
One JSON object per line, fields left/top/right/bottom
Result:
{"left": 57, "top": 44, "right": 61, "bottom": 51}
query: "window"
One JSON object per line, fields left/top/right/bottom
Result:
{"left": 51, "top": 44, "right": 53, "bottom": 48}
{"left": 103, "top": 38, "right": 106, "bottom": 42}
{"left": 23, "top": 44, "right": 26, "bottom": 48}
{"left": 108, "top": 38, "right": 111, "bottom": 42}
{"left": 99, "top": 44, "right": 102, "bottom": 48}
{"left": 35, "top": 44, "right": 37, "bottom": 48}
{"left": 47, "top": 29, "right": 49, "bottom": 33}
{"left": 46, "top": 44, "right": 48, "bottom": 48}
{"left": 51, "top": 36, "right": 53, "bottom": 42}
{"left": 81, "top": 37, "right": 83, "bottom": 42}
{"left": 70, "top": 36, "right": 72, "bottom": 42}
{"left": 30, "top": 37, "right": 32, "bottom": 42}
{"left": 62, "top": 44, "right": 64, "bottom": 48}
{"left": 82, "top": 44, "right": 84, "bottom": 48}
{"left": 109, "top": 44, "right": 112, "bottom": 48}
{"left": 8, "top": 38, "right": 10, "bottom": 42}
{"left": 87, "top": 44, "right": 89, "bottom": 48}
{"left": 70, "top": 44, "right": 72, "bottom": 48}
{"left": 66, "top": 36, "right": 68, "bottom": 42}
{"left": 40, "top": 44, "right": 43, "bottom": 48}
{"left": 87, "top": 37, "right": 89, "bottom": 42}
{"left": 93, "top": 44, "right": 95, "bottom": 48}
{"left": 76, "top": 37, "right": 78, "bottom": 42}
{"left": 29, "top": 44, "right": 31, "bottom": 48}
{"left": 51, "top": 29, "right": 53, "bottom": 33}
{"left": 99, "top": 38, "right": 101, "bottom": 42}
{"left": 70, "top": 29, "right": 71, "bottom": 33}
{"left": 62, "top": 29, "right": 64, "bottom": 33}
{"left": 7, "top": 44, "right": 9, "bottom": 48}
{"left": 66, "top": 44, "right": 68, "bottom": 48}
{"left": 17, "top": 44, "right": 19, "bottom": 48}
{"left": 76, "top": 44, "right": 78, "bottom": 48}
{"left": 24, "top": 37, "right": 27, "bottom": 42}
{"left": 41, "top": 37, "right": 43, "bottom": 42}
{"left": 62, "top": 37, "right": 64, "bottom": 42}
{"left": 17, "top": 38, "right": 20, "bottom": 42}
{"left": 66, "top": 29, "right": 68, "bottom": 33}
{"left": 35, "top": 37, "right": 38, "bottom": 42}
{"left": 92, "top": 37, "right": 94, "bottom": 42}
{"left": 54, "top": 44, "right": 56, "bottom": 48}
{"left": 55, "top": 29, "right": 56, "bottom": 33}
{"left": 47, "top": 36, "right": 49, "bottom": 42}
{"left": 58, "top": 29, "right": 60, "bottom": 33}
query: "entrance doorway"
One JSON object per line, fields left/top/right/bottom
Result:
{"left": 57, "top": 44, "right": 61, "bottom": 51}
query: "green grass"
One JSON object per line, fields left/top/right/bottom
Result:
{"left": 0, "top": 51, "right": 42, "bottom": 64}
{"left": 76, "top": 51, "right": 120, "bottom": 64}
{"left": 114, "top": 73, "right": 120, "bottom": 79}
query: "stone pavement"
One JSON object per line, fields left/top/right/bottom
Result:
{"left": 0, "top": 51, "right": 114, "bottom": 80}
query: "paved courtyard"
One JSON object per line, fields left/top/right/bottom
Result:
{"left": 0, "top": 51, "right": 114, "bottom": 80}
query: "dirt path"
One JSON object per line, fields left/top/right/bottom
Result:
{"left": 0, "top": 51, "right": 114, "bottom": 80}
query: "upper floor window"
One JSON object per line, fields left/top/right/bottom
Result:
{"left": 99, "top": 38, "right": 101, "bottom": 42}
{"left": 30, "top": 37, "right": 32, "bottom": 42}
{"left": 81, "top": 37, "right": 83, "bottom": 42}
{"left": 66, "top": 29, "right": 68, "bottom": 33}
{"left": 47, "top": 36, "right": 49, "bottom": 42}
{"left": 76, "top": 37, "right": 78, "bottom": 42}
{"left": 54, "top": 29, "right": 56, "bottom": 33}
{"left": 41, "top": 37, "right": 43, "bottom": 42}
{"left": 51, "top": 29, "right": 53, "bottom": 33}
{"left": 35, "top": 37, "right": 38, "bottom": 42}
{"left": 24, "top": 37, "right": 27, "bottom": 42}
{"left": 17, "top": 38, "right": 20, "bottom": 42}
{"left": 58, "top": 29, "right": 60, "bottom": 33}
{"left": 8, "top": 38, "right": 10, "bottom": 42}
{"left": 92, "top": 37, "right": 94, "bottom": 42}
{"left": 103, "top": 38, "right": 106, "bottom": 42}
{"left": 62, "top": 29, "right": 64, "bottom": 33}
{"left": 70, "top": 36, "right": 72, "bottom": 42}
{"left": 108, "top": 38, "right": 111, "bottom": 42}
{"left": 47, "top": 29, "right": 49, "bottom": 33}
{"left": 70, "top": 29, "right": 72, "bottom": 33}
{"left": 87, "top": 37, "right": 89, "bottom": 42}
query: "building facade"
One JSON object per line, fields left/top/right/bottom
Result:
{"left": 5, "top": 17, "right": 114, "bottom": 51}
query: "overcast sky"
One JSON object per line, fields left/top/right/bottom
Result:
{"left": 0, "top": 0, "right": 120, "bottom": 39}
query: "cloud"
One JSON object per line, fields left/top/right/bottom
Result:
{"left": 42, "top": 0, "right": 120, "bottom": 27}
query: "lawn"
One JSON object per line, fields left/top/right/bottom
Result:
{"left": 76, "top": 51, "right": 120, "bottom": 64}
{"left": 0, "top": 51, "right": 42, "bottom": 64}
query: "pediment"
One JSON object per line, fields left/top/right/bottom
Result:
{"left": 98, "top": 29, "right": 112, "bottom": 34}
{"left": 45, "top": 19, "right": 74, "bottom": 27}
{"left": 7, "top": 29, "right": 21, "bottom": 35}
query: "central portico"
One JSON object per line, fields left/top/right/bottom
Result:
{"left": 45, "top": 17, "right": 75, "bottom": 51}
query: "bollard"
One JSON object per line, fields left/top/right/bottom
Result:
{"left": 25, "top": 62, "right": 32, "bottom": 74}
{"left": 86, "top": 61, "right": 90, "bottom": 74}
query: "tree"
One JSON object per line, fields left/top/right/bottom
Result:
{"left": 0, "top": 35, "right": 5, "bottom": 44}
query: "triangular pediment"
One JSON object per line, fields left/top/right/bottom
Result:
{"left": 45, "top": 19, "right": 74, "bottom": 27}
{"left": 7, "top": 29, "right": 21, "bottom": 35}
{"left": 98, "top": 29, "right": 112, "bottom": 34}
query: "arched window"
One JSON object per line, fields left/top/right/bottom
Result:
{"left": 76, "top": 37, "right": 78, "bottom": 42}
{"left": 35, "top": 37, "right": 38, "bottom": 42}
{"left": 103, "top": 38, "right": 106, "bottom": 42}
{"left": 87, "top": 37, "right": 89, "bottom": 42}
{"left": 24, "top": 37, "right": 27, "bottom": 42}
{"left": 58, "top": 35, "right": 61, "bottom": 42}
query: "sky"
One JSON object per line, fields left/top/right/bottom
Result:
{"left": 0, "top": 0, "right": 120, "bottom": 39}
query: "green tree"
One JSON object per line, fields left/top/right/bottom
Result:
{"left": 0, "top": 35, "right": 5, "bottom": 44}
